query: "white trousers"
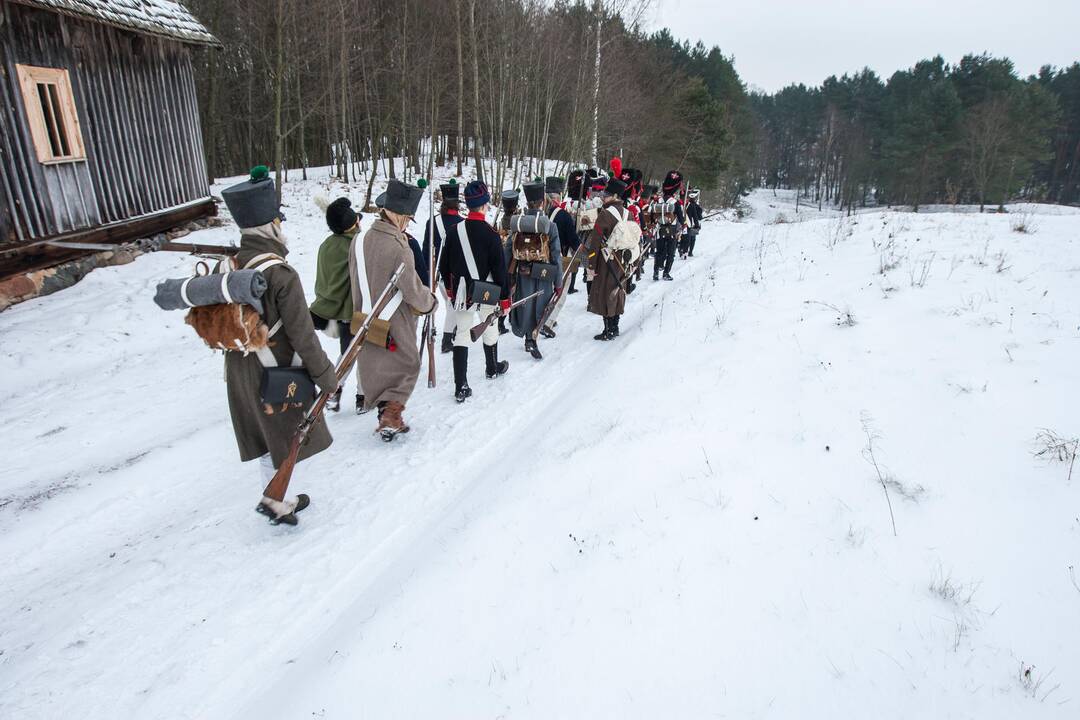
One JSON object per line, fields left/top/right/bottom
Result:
{"left": 440, "top": 285, "right": 457, "bottom": 333}
{"left": 453, "top": 304, "right": 500, "bottom": 347}
{"left": 257, "top": 454, "right": 275, "bottom": 492}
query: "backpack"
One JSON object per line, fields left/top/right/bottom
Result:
{"left": 603, "top": 206, "right": 642, "bottom": 261}
{"left": 509, "top": 213, "right": 552, "bottom": 263}
{"left": 650, "top": 199, "right": 680, "bottom": 226}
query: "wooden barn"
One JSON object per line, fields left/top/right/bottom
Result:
{"left": 0, "top": 0, "right": 217, "bottom": 294}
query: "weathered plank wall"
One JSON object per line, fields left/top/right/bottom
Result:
{"left": 0, "top": 0, "right": 210, "bottom": 246}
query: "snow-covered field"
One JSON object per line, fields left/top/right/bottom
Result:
{"left": 1, "top": 170, "right": 1078, "bottom": 719}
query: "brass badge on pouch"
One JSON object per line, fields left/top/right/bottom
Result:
{"left": 286, "top": 381, "right": 297, "bottom": 399}
{"left": 483, "top": 291, "right": 491, "bottom": 301}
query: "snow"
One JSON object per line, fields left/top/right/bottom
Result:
{"left": 1, "top": 167, "right": 1078, "bottom": 719}
{"left": 21, "top": 0, "right": 217, "bottom": 45}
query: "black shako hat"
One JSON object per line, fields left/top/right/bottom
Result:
{"left": 604, "top": 177, "right": 627, "bottom": 197}
{"left": 662, "top": 170, "right": 684, "bottom": 194}
{"left": 326, "top": 197, "right": 358, "bottom": 234}
{"left": 440, "top": 179, "right": 460, "bottom": 200}
{"left": 545, "top": 176, "right": 565, "bottom": 195}
{"left": 222, "top": 165, "right": 281, "bottom": 228}
{"left": 523, "top": 182, "right": 545, "bottom": 203}
{"left": 500, "top": 189, "right": 520, "bottom": 212}
{"left": 380, "top": 179, "right": 425, "bottom": 215}
{"left": 567, "top": 170, "right": 586, "bottom": 200}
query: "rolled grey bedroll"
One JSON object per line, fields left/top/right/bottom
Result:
{"left": 154, "top": 269, "right": 268, "bottom": 313}
{"left": 509, "top": 213, "right": 552, "bottom": 234}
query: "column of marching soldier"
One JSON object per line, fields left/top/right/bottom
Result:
{"left": 171, "top": 159, "right": 703, "bottom": 525}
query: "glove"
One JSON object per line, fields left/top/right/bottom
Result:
{"left": 499, "top": 298, "right": 511, "bottom": 312}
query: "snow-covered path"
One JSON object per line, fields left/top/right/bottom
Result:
{"left": 1, "top": 183, "right": 1078, "bottom": 719}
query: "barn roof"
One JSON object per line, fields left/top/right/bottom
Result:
{"left": 12, "top": 0, "right": 218, "bottom": 45}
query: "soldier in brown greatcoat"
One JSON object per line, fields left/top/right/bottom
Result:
{"left": 349, "top": 179, "right": 437, "bottom": 441}
{"left": 585, "top": 176, "right": 631, "bottom": 340}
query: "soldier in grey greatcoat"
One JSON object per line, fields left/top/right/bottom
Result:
{"left": 508, "top": 181, "right": 562, "bottom": 360}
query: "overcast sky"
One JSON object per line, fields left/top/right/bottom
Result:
{"left": 648, "top": 0, "right": 1080, "bottom": 93}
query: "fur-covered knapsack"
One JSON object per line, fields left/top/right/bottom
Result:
{"left": 183, "top": 253, "right": 286, "bottom": 354}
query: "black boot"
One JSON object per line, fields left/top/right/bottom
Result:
{"left": 484, "top": 344, "right": 509, "bottom": 378}
{"left": 610, "top": 315, "right": 621, "bottom": 338}
{"left": 441, "top": 332, "right": 454, "bottom": 354}
{"left": 355, "top": 393, "right": 369, "bottom": 415}
{"left": 498, "top": 316, "right": 509, "bottom": 335}
{"left": 525, "top": 338, "right": 543, "bottom": 360}
{"left": 594, "top": 317, "right": 613, "bottom": 341}
{"left": 540, "top": 325, "right": 556, "bottom": 339}
{"left": 327, "top": 386, "right": 343, "bottom": 412}
{"left": 568, "top": 272, "right": 578, "bottom": 294}
{"left": 452, "top": 347, "right": 471, "bottom": 403}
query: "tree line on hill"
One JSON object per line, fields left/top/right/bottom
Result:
{"left": 751, "top": 56, "right": 1080, "bottom": 211}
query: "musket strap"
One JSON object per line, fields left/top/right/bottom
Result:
{"left": 354, "top": 232, "right": 404, "bottom": 322}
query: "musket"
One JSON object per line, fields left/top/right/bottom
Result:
{"left": 426, "top": 191, "right": 452, "bottom": 390}
{"left": 45, "top": 238, "right": 239, "bottom": 257}
{"left": 468, "top": 290, "right": 542, "bottom": 343}
{"left": 263, "top": 262, "right": 406, "bottom": 503}
{"left": 422, "top": 179, "right": 438, "bottom": 388}
{"left": 531, "top": 241, "right": 585, "bottom": 342}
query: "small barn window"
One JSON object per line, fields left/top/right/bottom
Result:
{"left": 15, "top": 65, "right": 86, "bottom": 164}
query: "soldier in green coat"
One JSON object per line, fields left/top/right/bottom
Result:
{"left": 310, "top": 197, "right": 366, "bottom": 414}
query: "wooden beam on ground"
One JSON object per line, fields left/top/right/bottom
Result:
{"left": 0, "top": 197, "right": 217, "bottom": 279}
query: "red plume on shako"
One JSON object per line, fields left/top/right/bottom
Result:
{"left": 609, "top": 157, "right": 623, "bottom": 181}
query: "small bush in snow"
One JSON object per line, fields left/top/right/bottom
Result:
{"left": 1032, "top": 428, "right": 1079, "bottom": 482}
{"left": 878, "top": 239, "right": 904, "bottom": 274}
{"left": 909, "top": 251, "right": 936, "bottom": 288}
{"left": 805, "top": 300, "right": 857, "bottom": 327}
{"left": 771, "top": 213, "right": 788, "bottom": 225}
{"left": 947, "top": 254, "right": 964, "bottom": 279}
{"left": 883, "top": 475, "right": 926, "bottom": 501}
{"left": 973, "top": 237, "right": 992, "bottom": 267}
{"left": 929, "top": 570, "right": 979, "bottom": 607}
{"left": 860, "top": 414, "right": 897, "bottom": 536}
{"left": 994, "top": 251, "right": 1012, "bottom": 274}
{"left": 1018, "top": 662, "right": 1061, "bottom": 702}
{"left": 1010, "top": 211, "right": 1038, "bottom": 235}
